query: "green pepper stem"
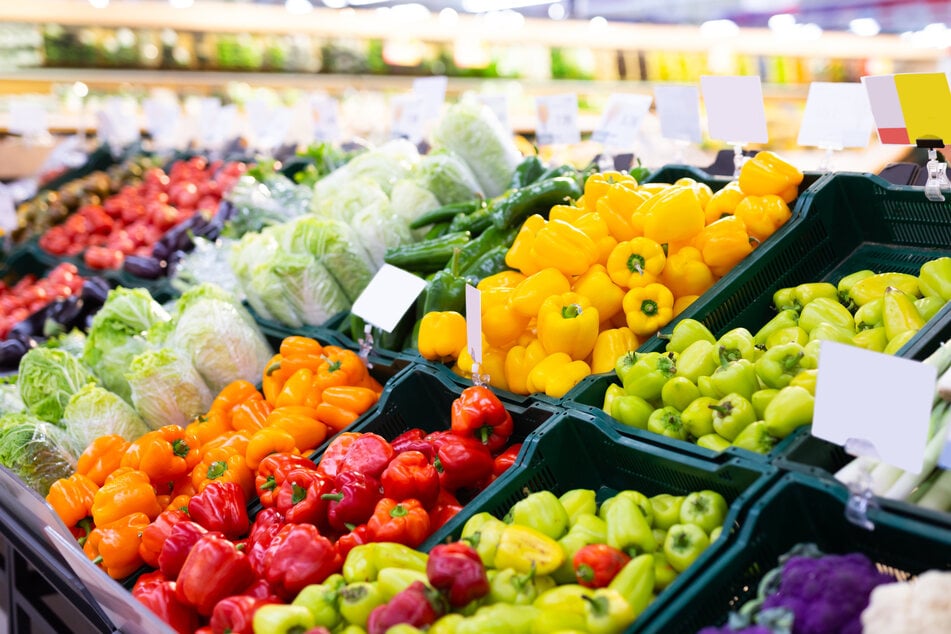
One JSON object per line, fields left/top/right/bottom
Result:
{"left": 390, "top": 504, "right": 409, "bottom": 518}
{"left": 562, "top": 303, "right": 583, "bottom": 319}
{"left": 640, "top": 299, "right": 659, "bottom": 317}
{"left": 321, "top": 493, "right": 344, "bottom": 502}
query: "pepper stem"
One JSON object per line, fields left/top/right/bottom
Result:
{"left": 561, "top": 303, "right": 583, "bottom": 319}
{"left": 390, "top": 504, "right": 409, "bottom": 518}
{"left": 627, "top": 253, "right": 646, "bottom": 275}
{"left": 640, "top": 299, "right": 659, "bottom": 317}
{"left": 321, "top": 493, "right": 344, "bottom": 502}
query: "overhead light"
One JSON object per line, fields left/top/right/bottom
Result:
{"left": 767, "top": 14, "right": 796, "bottom": 32}
{"left": 548, "top": 3, "right": 566, "bottom": 20}
{"left": 439, "top": 8, "right": 459, "bottom": 24}
{"left": 849, "top": 18, "right": 881, "bottom": 37}
{"left": 88, "top": 0, "right": 109, "bottom": 8}
{"left": 462, "top": 0, "right": 557, "bottom": 12}
{"left": 285, "top": 0, "right": 314, "bottom": 14}
{"left": 700, "top": 19, "right": 740, "bottom": 38}
{"left": 169, "top": 0, "right": 194, "bottom": 8}
{"left": 322, "top": 0, "right": 348, "bottom": 7}
{"left": 589, "top": 16, "right": 608, "bottom": 31}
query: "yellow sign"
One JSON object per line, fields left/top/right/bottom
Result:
{"left": 895, "top": 73, "right": 951, "bottom": 143}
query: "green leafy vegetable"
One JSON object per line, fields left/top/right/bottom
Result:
{"left": 411, "top": 151, "right": 484, "bottom": 205}
{"left": 126, "top": 348, "right": 213, "bottom": 429}
{"left": 82, "top": 287, "right": 170, "bottom": 370}
{"left": 62, "top": 384, "right": 150, "bottom": 449}
{"left": 0, "top": 412, "right": 80, "bottom": 496}
{"left": 17, "top": 348, "right": 97, "bottom": 424}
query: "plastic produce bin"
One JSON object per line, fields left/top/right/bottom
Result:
{"left": 431, "top": 410, "right": 779, "bottom": 632}
{"left": 644, "top": 471, "right": 951, "bottom": 634}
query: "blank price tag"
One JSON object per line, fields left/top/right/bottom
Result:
{"left": 412, "top": 75, "right": 448, "bottom": 122}
{"left": 862, "top": 75, "right": 910, "bottom": 144}
{"left": 9, "top": 99, "right": 48, "bottom": 138}
{"left": 812, "top": 341, "right": 935, "bottom": 473}
{"left": 797, "top": 82, "right": 874, "bottom": 149}
{"left": 465, "top": 284, "right": 483, "bottom": 367}
{"left": 391, "top": 92, "right": 427, "bottom": 143}
{"left": 311, "top": 92, "right": 341, "bottom": 142}
{"left": 45, "top": 528, "right": 176, "bottom": 634}
{"left": 351, "top": 264, "right": 427, "bottom": 333}
{"left": 592, "top": 93, "right": 653, "bottom": 150}
{"left": 247, "top": 98, "right": 292, "bottom": 153}
{"left": 476, "top": 94, "right": 511, "bottom": 133}
{"left": 535, "top": 94, "right": 580, "bottom": 146}
{"left": 653, "top": 85, "right": 702, "bottom": 144}
{"left": 143, "top": 98, "right": 181, "bottom": 144}
{"left": 700, "top": 75, "right": 768, "bottom": 144}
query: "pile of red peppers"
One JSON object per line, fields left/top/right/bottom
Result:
{"left": 131, "top": 385, "right": 522, "bottom": 633}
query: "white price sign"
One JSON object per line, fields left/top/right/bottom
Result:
{"left": 391, "top": 93, "right": 427, "bottom": 143}
{"left": 535, "top": 94, "right": 580, "bottom": 146}
{"left": 246, "top": 98, "right": 292, "bottom": 153}
{"left": 700, "top": 75, "right": 768, "bottom": 144}
{"left": 653, "top": 85, "right": 702, "bottom": 144}
{"left": 465, "top": 284, "right": 483, "bottom": 368}
{"left": 9, "top": 99, "right": 48, "bottom": 138}
{"left": 797, "top": 82, "right": 874, "bottom": 149}
{"left": 351, "top": 264, "right": 427, "bottom": 333}
{"left": 592, "top": 93, "right": 653, "bottom": 150}
{"left": 412, "top": 75, "right": 448, "bottom": 122}
{"left": 476, "top": 94, "right": 511, "bottom": 134}
{"left": 310, "top": 93, "right": 341, "bottom": 142}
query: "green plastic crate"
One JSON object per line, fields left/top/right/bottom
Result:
{"left": 429, "top": 411, "right": 778, "bottom": 632}
{"left": 643, "top": 164, "right": 822, "bottom": 194}
{"left": 644, "top": 471, "right": 951, "bottom": 634}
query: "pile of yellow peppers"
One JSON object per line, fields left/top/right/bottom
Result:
{"left": 420, "top": 151, "right": 805, "bottom": 399}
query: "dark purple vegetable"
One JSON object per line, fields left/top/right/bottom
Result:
{"left": 81, "top": 278, "right": 111, "bottom": 303}
{"left": 46, "top": 297, "right": 84, "bottom": 327}
{"left": 9, "top": 308, "right": 49, "bottom": 339}
{"left": 0, "top": 339, "right": 30, "bottom": 368}
{"left": 123, "top": 255, "right": 166, "bottom": 280}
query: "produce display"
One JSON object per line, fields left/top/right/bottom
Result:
{"left": 415, "top": 151, "right": 803, "bottom": 399}
{"left": 0, "top": 262, "right": 88, "bottom": 339}
{"left": 598, "top": 256, "right": 951, "bottom": 455}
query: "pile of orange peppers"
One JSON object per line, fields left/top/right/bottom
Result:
{"left": 44, "top": 336, "right": 383, "bottom": 580}
{"left": 430, "top": 151, "right": 804, "bottom": 399}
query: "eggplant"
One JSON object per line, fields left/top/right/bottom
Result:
{"left": 123, "top": 255, "right": 166, "bottom": 280}
{"left": 81, "top": 277, "right": 111, "bottom": 303}
{"left": 9, "top": 307, "right": 50, "bottom": 339}
{"left": 0, "top": 339, "right": 30, "bottom": 369}
{"left": 46, "top": 297, "right": 84, "bottom": 328}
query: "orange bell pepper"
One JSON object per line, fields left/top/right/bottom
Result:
{"left": 245, "top": 427, "right": 299, "bottom": 471}
{"left": 273, "top": 367, "right": 318, "bottom": 408}
{"left": 191, "top": 446, "right": 254, "bottom": 499}
{"left": 230, "top": 393, "right": 273, "bottom": 433}
{"left": 47, "top": 472, "right": 99, "bottom": 529}
{"left": 278, "top": 336, "right": 326, "bottom": 374}
{"left": 673, "top": 295, "right": 699, "bottom": 317}
{"left": 91, "top": 468, "right": 163, "bottom": 527}
{"left": 165, "top": 493, "right": 192, "bottom": 513}
{"left": 314, "top": 346, "right": 369, "bottom": 391}
{"left": 314, "top": 403, "right": 361, "bottom": 434}
{"left": 199, "top": 429, "right": 252, "bottom": 461}
{"left": 262, "top": 353, "right": 294, "bottom": 407}
{"left": 184, "top": 410, "right": 231, "bottom": 450}
{"left": 75, "top": 435, "right": 130, "bottom": 486}
{"left": 321, "top": 385, "right": 380, "bottom": 416}
{"left": 120, "top": 425, "right": 201, "bottom": 489}
{"left": 267, "top": 406, "right": 329, "bottom": 453}
{"left": 208, "top": 380, "right": 261, "bottom": 427}
{"left": 84, "top": 511, "right": 151, "bottom": 579}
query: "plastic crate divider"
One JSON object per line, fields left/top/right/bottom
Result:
{"left": 641, "top": 471, "right": 951, "bottom": 634}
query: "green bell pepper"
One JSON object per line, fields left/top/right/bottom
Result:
{"left": 252, "top": 603, "right": 316, "bottom": 634}
{"left": 794, "top": 282, "right": 838, "bottom": 307}
{"left": 559, "top": 489, "right": 597, "bottom": 526}
{"left": 600, "top": 383, "right": 625, "bottom": 420}
{"left": 919, "top": 256, "right": 951, "bottom": 301}
{"left": 530, "top": 609, "right": 589, "bottom": 633}
{"left": 772, "top": 286, "right": 800, "bottom": 312}
{"left": 377, "top": 568, "right": 431, "bottom": 601}
{"left": 710, "top": 358, "right": 759, "bottom": 401}
{"left": 731, "top": 420, "right": 779, "bottom": 454}
{"left": 751, "top": 388, "right": 779, "bottom": 419}
{"left": 461, "top": 512, "right": 508, "bottom": 568}
{"left": 765, "top": 325, "right": 809, "bottom": 348}
{"left": 837, "top": 269, "right": 875, "bottom": 308}
{"left": 674, "top": 339, "right": 719, "bottom": 383}
{"left": 789, "top": 368, "right": 817, "bottom": 395}
{"left": 430, "top": 614, "right": 465, "bottom": 634}
{"left": 764, "top": 385, "right": 814, "bottom": 438}
{"left": 710, "top": 393, "right": 757, "bottom": 441}
{"left": 663, "top": 523, "right": 710, "bottom": 573}
{"left": 339, "top": 582, "right": 386, "bottom": 628}
{"left": 610, "top": 394, "right": 655, "bottom": 430}
{"left": 487, "top": 567, "right": 556, "bottom": 605}
{"left": 753, "top": 309, "right": 800, "bottom": 347}
{"left": 661, "top": 376, "right": 701, "bottom": 412}
{"left": 808, "top": 322, "right": 855, "bottom": 345}
{"left": 507, "top": 490, "right": 570, "bottom": 540}
{"left": 604, "top": 495, "right": 655, "bottom": 555}
{"left": 291, "top": 575, "right": 345, "bottom": 629}
{"left": 343, "top": 543, "right": 428, "bottom": 583}
{"left": 681, "top": 396, "right": 718, "bottom": 439}
{"left": 599, "top": 490, "right": 654, "bottom": 525}
{"left": 649, "top": 494, "right": 685, "bottom": 530}
{"left": 799, "top": 297, "right": 855, "bottom": 333}
{"left": 754, "top": 342, "right": 806, "bottom": 389}
{"left": 852, "top": 327, "right": 888, "bottom": 353}
{"left": 583, "top": 588, "right": 637, "bottom": 634}
{"left": 607, "top": 554, "right": 655, "bottom": 619}
{"left": 849, "top": 272, "right": 919, "bottom": 307}
{"left": 455, "top": 604, "right": 540, "bottom": 634}
{"left": 915, "top": 295, "right": 946, "bottom": 321}
{"left": 854, "top": 298, "right": 884, "bottom": 330}
{"left": 715, "top": 328, "right": 757, "bottom": 363}
{"left": 646, "top": 406, "right": 688, "bottom": 441}
{"left": 653, "top": 552, "right": 678, "bottom": 593}
{"left": 696, "top": 433, "right": 732, "bottom": 452}
{"left": 618, "top": 351, "right": 678, "bottom": 401}
{"left": 533, "top": 584, "right": 593, "bottom": 616}
{"left": 659, "top": 318, "right": 716, "bottom": 353}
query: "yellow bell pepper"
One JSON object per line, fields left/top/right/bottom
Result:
{"left": 583, "top": 171, "right": 638, "bottom": 214}
{"left": 456, "top": 342, "right": 510, "bottom": 392}
{"left": 504, "top": 339, "right": 548, "bottom": 395}
{"left": 607, "top": 237, "right": 666, "bottom": 289}
{"left": 509, "top": 268, "right": 572, "bottom": 318}
{"left": 596, "top": 183, "right": 652, "bottom": 241}
{"left": 573, "top": 211, "right": 616, "bottom": 265}
{"left": 531, "top": 218, "right": 600, "bottom": 277}
{"left": 704, "top": 181, "right": 745, "bottom": 224}
{"left": 737, "top": 150, "right": 804, "bottom": 198}
{"left": 483, "top": 297, "right": 531, "bottom": 349}
{"left": 642, "top": 186, "right": 706, "bottom": 246}
{"left": 537, "top": 292, "right": 600, "bottom": 360}
{"left": 572, "top": 264, "right": 626, "bottom": 323}
{"left": 548, "top": 203, "right": 585, "bottom": 224}
{"left": 591, "top": 327, "right": 640, "bottom": 374}
{"left": 732, "top": 194, "right": 792, "bottom": 244}
{"left": 623, "top": 283, "right": 675, "bottom": 337}
{"left": 674, "top": 177, "right": 714, "bottom": 210}
{"left": 418, "top": 311, "right": 467, "bottom": 362}
{"left": 692, "top": 215, "right": 754, "bottom": 278}
{"left": 477, "top": 270, "right": 526, "bottom": 292}
{"left": 505, "top": 214, "right": 546, "bottom": 275}
{"left": 526, "top": 352, "right": 591, "bottom": 398}
{"left": 673, "top": 295, "right": 699, "bottom": 317}
{"left": 659, "top": 246, "right": 715, "bottom": 298}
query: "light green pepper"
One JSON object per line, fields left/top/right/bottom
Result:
{"left": 583, "top": 588, "right": 637, "bottom": 634}
{"left": 342, "top": 543, "right": 428, "bottom": 583}
{"left": 507, "top": 491, "right": 570, "bottom": 540}
{"left": 558, "top": 489, "right": 597, "bottom": 526}
{"left": 607, "top": 553, "right": 655, "bottom": 619}
{"left": 455, "top": 604, "right": 541, "bottom": 634}
{"left": 291, "top": 575, "right": 345, "bottom": 629}
{"left": 377, "top": 567, "right": 430, "bottom": 601}
{"left": 252, "top": 604, "right": 315, "bottom": 634}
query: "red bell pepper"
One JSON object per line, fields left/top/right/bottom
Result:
{"left": 367, "top": 498, "right": 431, "bottom": 548}
{"left": 263, "top": 523, "right": 342, "bottom": 601}
{"left": 175, "top": 533, "right": 255, "bottom": 616}
{"left": 450, "top": 385, "right": 514, "bottom": 453}
{"left": 158, "top": 520, "right": 210, "bottom": 581}
{"left": 381, "top": 451, "right": 439, "bottom": 509}
{"left": 493, "top": 443, "right": 522, "bottom": 477}
{"left": 322, "top": 471, "right": 384, "bottom": 533}
{"left": 315, "top": 432, "right": 360, "bottom": 479}
{"left": 423, "top": 430, "right": 455, "bottom": 453}
{"left": 131, "top": 570, "right": 201, "bottom": 634}
{"left": 245, "top": 507, "right": 285, "bottom": 578}
{"left": 187, "top": 480, "right": 249, "bottom": 540}
{"left": 367, "top": 580, "right": 446, "bottom": 634}
{"left": 139, "top": 508, "right": 189, "bottom": 568}
{"left": 241, "top": 577, "right": 279, "bottom": 600}
{"left": 433, "top": 435, "right": 495, "bottom": 493}
{"left": 274, "top": 467, "right": 332, "bottom": 529}
{"left": 255, "top": 453, "right": 317, "bottom": 507}
{"left": 335, "top": 523, "right": 370, "bottom": 561}
{"left": 426, "top": 542, "right": 490, "bottom": 607}
{"left": 573, "top": 543, "right": 632, "bottom": 589}
{"left": 339, "top": 433, "right": 394, "bottom": 479}
{"left": 391, "top": 428, "right": 435, "bottom": 462}
{"left": 429, "top": 489, "right": 463, "bottom": 532}
{"left": 209, "top": 594, "right": 280, "bottom": 634}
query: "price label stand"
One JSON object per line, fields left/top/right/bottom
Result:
{"left": 918, "top": 137, "right": 951, "bottom": 202}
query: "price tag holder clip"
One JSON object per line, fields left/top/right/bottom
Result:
{"left": 731, "top": 143, "right": 748, "bottom": 178}
{"left": 841, "top": 438, "right": 881, "bottom": 531}
{"left": 358, "top": 323, "right": 375, "bottom": 369}
{"left": 917, "top": 137, "right": 951, "bottom": 202}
